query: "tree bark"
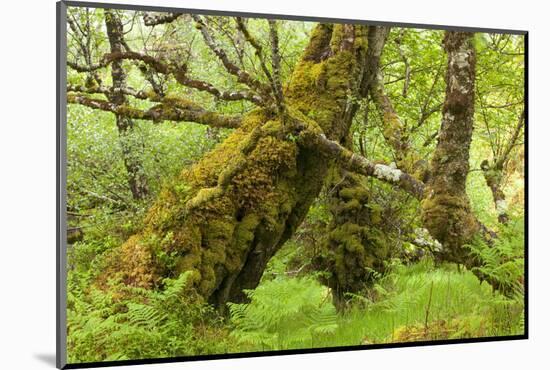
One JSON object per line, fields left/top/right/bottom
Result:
{"left": 420, "top": 31, "right": 479, "bottom": 264}
{"left": 99, "top": 24, "right": 370, "bottom": 309}
{"left": 105, "top": 10, "right": 149, "bottom": 201}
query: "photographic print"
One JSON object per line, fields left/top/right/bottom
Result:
{"left": 58, "top": 1, "right": 526, "bottom": 367}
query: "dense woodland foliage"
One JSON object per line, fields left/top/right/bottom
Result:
{"left": 65, "top": 7, "right": 525, "bottom": 363}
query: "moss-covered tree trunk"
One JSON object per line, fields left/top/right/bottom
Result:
{"left": 315, "top": 26, "right": 390, "bottom": 305}
{"left": 99, "top": 24, "right": 369, "bottom": 309}
{"left": 105, "top": 10, "right": 149, "bottom": 201}
{"left": 316, "top": 169, "right": 391, "bottom": 309}
{"left": 420, "top": 31, "right": 480, "bottom": 264}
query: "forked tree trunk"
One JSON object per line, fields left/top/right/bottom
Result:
{"left": 99, "top": 24, "right": 370, "bottom": 308}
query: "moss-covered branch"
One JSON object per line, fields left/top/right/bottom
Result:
{"left": 67, "top": 84, "right": 151, "bottom": 100}
{"left": 67, "top": 93, "right": 243, "bottom": 128}
{"left": 68, "top": 50, "right": 264, "bottom": 105}
{"left": 142, "top": 12, "right": 182, "bottom": 26}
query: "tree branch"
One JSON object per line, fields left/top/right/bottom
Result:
{"left": 300, "top": 131, "right": 424, "bottom": 199}
{"left": 268, "top": 20, "right": 286, "bottom": 117}
{"left": 395, "top": 29, "right": 411, "bottom": 97}
{"left": 235, "top": 17, "right": 274, "bottom": 86}
{"left": 143, "top": 12, "right": 182, "bottom": 26}
{"left": 192, "top": 15, "right": 272, "bottom": 98}
{"left": 364, "top": 27, "right": 412, "bottom": 163}
{"left": 68, "top": 50, "right": 169, "bottom": 73}
{"left": 67, "top": 93, "right": 242, "bottom": 128}
{"left": 496, "top": 110, "right": 525, "bottom": 169}
{"left": 68, "top": 50, "right": 264, "bottom": 105}
{"left": 174, "top": 73, "right": 264, "bottom": 104}
{"left": 67, "top": 84, "right": 152, "bottom": 100}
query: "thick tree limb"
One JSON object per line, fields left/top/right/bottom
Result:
{"left": 67, "top": 93, "right": 242, "bottom": 128}
{"left": 302, "top": 132, "right": 425, "bottom": 199}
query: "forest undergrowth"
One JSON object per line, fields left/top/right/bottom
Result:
{"left": 67, "top": 211, "right": 524, "bottom": 362}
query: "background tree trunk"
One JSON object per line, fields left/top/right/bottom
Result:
{"left": 105, "top": 10, "right": 149, "bottom": 201}
{"left": 421, "top": 31, "right": 479, "bottom": 264}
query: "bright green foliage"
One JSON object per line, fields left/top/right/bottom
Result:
{"left": 67, "top": 272, "right": 236, "bottom": 362}
{"left": 228, "top": 277, "right": 338, "bottom": 350}
{"left": 227, "top": 258, "right": 523, "bottom": 350}
{"left": 65, "top": 6, "right": 525, "bottom": 362}
{"left": 321, "top": 259, "right": 522, "bottom": 345}
{"left": 467, "top": 215, "right": 525, "bottom": 296}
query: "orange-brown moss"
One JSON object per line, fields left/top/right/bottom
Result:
{"left": 390, "top": 318, "right": 488, "bottom": 343}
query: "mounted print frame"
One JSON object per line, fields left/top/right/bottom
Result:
{"left": 57, "top": 1, "right": 528, "bottom": 368}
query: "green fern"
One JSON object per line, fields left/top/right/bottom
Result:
{"left": 67, "top": 271, "right": 235, "bottom": 363}
{"left": 467, "top": 216, "right": 524, "bottom": 297}
{"left": 228, "top": 276, "right": 338, "bottom": 350}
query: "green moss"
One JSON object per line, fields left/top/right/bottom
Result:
{"left": 97, "top": 24, "right": 373, "bottom": 307}
{"left": 286, "top": 26, "right": 365, "bottom": 137}
{"left": 316, "top": 173, "right": 392, "bottom": 307}
{"left": 421, "top": 192, "right": 479, "bottom": 262}
{"left": 339, "top": 186, "right": 369, "bottom": 203}
{"left": 232, "top": 214, "right": 260, "bottom": 252}
{"left": 301, "top": 23, "right": 334, "bottom": 61}
{"left": 186, "top": 187, "right": 224, "bottom": 210}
